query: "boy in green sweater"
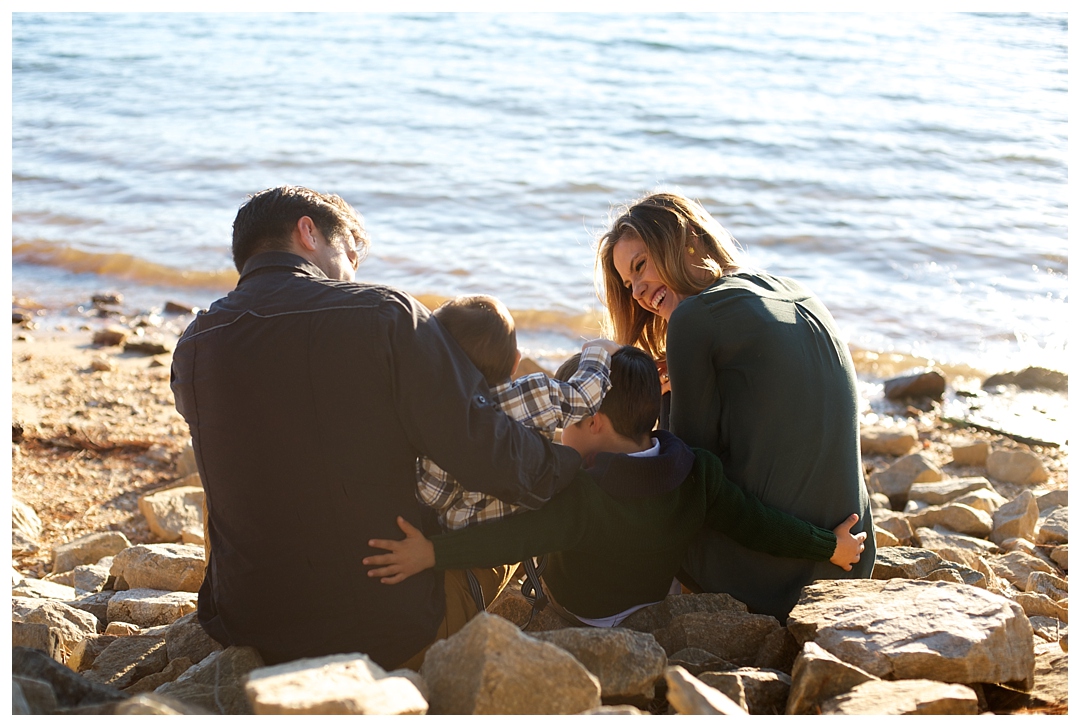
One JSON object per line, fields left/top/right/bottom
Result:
{"left": 364, "top": 346, "right": 865, "bottom": 627}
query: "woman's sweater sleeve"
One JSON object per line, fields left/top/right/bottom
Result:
{"left": 694, "top": 449, "right": 836, "bottom": 561}
{"left": 431, "top": 469, "right": 593, "bottom": 570}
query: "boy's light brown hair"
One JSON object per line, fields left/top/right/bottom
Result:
{"left": 433, "top": 295, "right": 518, "bottom": 386}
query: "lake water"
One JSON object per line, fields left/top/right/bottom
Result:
{"left": 12, "top": 12, "right": 1069, "bottom": 381}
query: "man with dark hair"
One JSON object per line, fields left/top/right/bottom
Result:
{"left": 170, "top": 186, "right": 582, "bottom": 669}
{"left": 365, "top": 346, "right": 867, "bottom": 629}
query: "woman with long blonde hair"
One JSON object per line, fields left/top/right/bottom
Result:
{"left": 596, "top": 191, "right": 874, "bottom": 619}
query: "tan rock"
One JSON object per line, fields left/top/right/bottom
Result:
{"left": 155, "top": 646, "right": 264, "bottom": 715}
{"left": 986, "top": 449, "right": 1048, "bottom": 485}
{"left": 820, "top": 678, "right": 979, "bottom": 715}
{"left": 991, "top": 490, "right": 1040, "bottom": 545}
{"left": 123, "top": 657, "right": 194, "bottom": 695}
{"left": 420, "top": 613, "right": 600, "bottom": 714}
{"left": 788, "top": 579, "right": 1035, "bottom": 689}
{"left": 1036, "top": 489, "right": 1068, "bottom": 510}
{"left": 105, "top": 622, "right": 142, "bottom": 636}
{"left": 860, "top": 425, "right": 918, "bottom": 456}
{"left": 988, "top": 551, "right": 1056, "bottom": 590}
{"left": 1049, "top": 545, "right": 1067, "bottom": 571}
{"left": 13, "top": 621, "right": 65, "bottom": 662}
{"left": 1026, "top": 571, "right": 1068, "bottom": 601}
{"left": 83, "top": 634, "right": 169, "bottom": 690}
{"left": 652, "top": 610, "right": 788, "bottom": 669}
{"left": 697, "top": 668, "right": 790, "bottom": 715}
{"left": 872, "top": 546, "right": 944, "bottom": 580}
{"left": 92, "top": 326, "right": 128, "bottom": 347}
{"left": 176, "top": 442, "right": 198, "bottom": 478}
{"left": 667, "top": 648, "right": 738, "bottom": 676}
{"left": 23, "top": 600, "right": 100, "bottom": 653}
{"left": 107, "top": 588, "right": 198, "bottom": 628}
{"left": 110, "top": 543, "right": 205, "bottom": 593}
{"left": 950, "top": 441, "right": 991, "bottom": 467}
{"left": 245, "top": 653, "right": 427, "bottom": 715}
{"left": 908, "top": 477, "right": 994, "bottom": 506}
{"left": 12, "top": 578, "right": 77, "bottom": 600}
{"left": 664, "top": 666, "right": 748, "bottom": 715}
{"left": 873, "top": 513, "right": 914, "bottom": 545}
{"left": 68, "top": 634, "right": 119, "bottom": 672}
{"left": 618, "top": 592, "right": 748, "bottom": 633}
{"left": 164, "top": 612, "right": 222, "bottom": 664}
{"left": 785, "top": 641, "right": 878, "bottom": 715}
{"left": 533, "top": 628, "right": 667, "bottom": 701}
{"left": 875, "top": 529, "right": 900, "bottom": 548}
{"left": 12, "top": 497, "right": 43, "bottom": 555}
{"left": 138, "top": 483, "right": 204, "bottom": 541}
{"left": 52, "top": 531, "right": 132, "bottom": 574}
{"left": 953, "top": 487, "right": 1008, "bottom": 515}
{"left": 908, "top": 503, "right": 992, "bottom": 538}
{"left": 915, "top": 527, "right": 998, "bottom": 559}
{"left": 1013, "top": 592, "right": 1068, "bottom": 622}
{"left": 1037, "top": 506, "right": 1068, "bottom": 545}
{"left": 868, "top": 452, "right": 942, "bottom": 502}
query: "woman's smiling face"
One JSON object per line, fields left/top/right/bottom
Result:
{"left": 612, "top": 234, "right": 687, "bottom": 322}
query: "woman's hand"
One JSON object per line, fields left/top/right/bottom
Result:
{"left": 656, "top": 359, "right": 671, "bottom": 395}
{"left": 364, "top": 516, "right": 436, "bottom": 584}
{"left": 830, "top": 513, "right": 866, "bottom": 571}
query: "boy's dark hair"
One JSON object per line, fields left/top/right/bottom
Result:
{"left": 556, "top": 346, "right": 660, "bottom": 439}
{"left": 433, "top": 295, "right": 518, "bottom": 386}
{"left": 231, "top": 186, "right": 369, "bottom": 273}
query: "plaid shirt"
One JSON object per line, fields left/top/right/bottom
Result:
{"left": 417, "top": 345, "right": 612, "bottom": 531}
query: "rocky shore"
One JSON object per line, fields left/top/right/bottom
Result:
{"left": 11, "top": 293, "right": 1069, "bottom": 715}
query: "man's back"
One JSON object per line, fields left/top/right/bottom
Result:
{"left": 172, "top": 252, "right": 578, "bottom": 667}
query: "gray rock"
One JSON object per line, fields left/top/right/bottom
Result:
{"left": 914, "top": 527, "right": 998, "bottom": 558}
{"left": 137, "top": 483, "right": 204, "bottom": 541}
{"left": 652, "top": 610, "right": 788, "bottom": 669}
{"left": 52, "top": 531, "right": 132, "bottom": 574}
{"left": 13, "top": 621, "right": 65, "bottom": 662}
{"left": 245, "top": 653, "right": 427, "bottom": 715}
{"left": 1037, "top": 506, "right": 1068, "bottom": 545}
{"left": 12, "top": 596, "right": 49, "bottom": 621}
{"left": 871, "top": 546, "right": 945, "bottom": 579}
{"left": 883, "top": 369, "right": 946, "bottom": 400}
{"left": 66, "top": 590, "right": 115, "bottom": 624}
{"left": 667, "top": 648, "right": 738, "bottom": 676}
{"left": 908, "top": 477, "right": 995, "bottom": 506}
{"left": 663, "top": 666, "right": 748, "bottom": 715}
{"left": 13, "top": 675, "right": 59, "bottom": 715}
{"left": 991, "top": 489, "right": 1040, "bottom": 545}
{"left": 785, "top": 641, "right": 878, "bottom": 715}
{"left": 987, "top": 551, "right": 1056, "bottom": 590}
{"left": 24, "top": 600, "right": 100, "bottom": 653}
{"left": 106, "top": 588, "right": 198, "bottom": 628}
{"left": 420, "top": 613, "right": 600, "bottom": 714}
{"left": 110, "top": 543, "right": 205, "bottom": 592}
{"left": 155, "top": 646, "right": 264, "bottom": 715}
{"left": 163, "top": 611, "right": 222, "bottom": 664}
{"left": 13, "top": 578, "right": 78, "bottom": 600}
{"left": 618, "top": 592, "right": 748, "bottom": 633}
{"left": 983, "top": 366, "right": 1067, "bottom": 392}
{"left": 485, "top": 585, "right": 577, "bottom": 632}
{"left": 908, "top": 502, "right": 992, "bottom": 538}
{"left": 820, "top": 679, "right": 979, "bottom": 715}
{"left": 986, "top": 449, "right": 1049, "bottom": 485}
{"left": 788, "top": 579, "right": 1035, "bottom": 689}
{"left": 12, "top": 646, "right": 126, "bottom": 710}
{"left": 68, "top": 634, "right": 119, "bottom": 672}
{"left": 697, "top": 668, "right": 790, "bottom": 715}
{"left": 860, "top": 425, "right": 918, "bottom": 456}
{"left": 1036, "top": 489, "right": 1069, "bottom": 510}
{"left": 1012, "top": 592, "right": 1068, "bottom": 622}
{"left": 950, "top": 441, "right": 991, "bottom": 467}
{"left": 112, "top": 692, "right": 210, "bottom": 715}
{"left": 533, "top": 627, "right": 667, "bottom": 702}
{"left": 1026, "top": 570, "right": 1067, "bottom": 601}
{"left": 1028, "top": 616, "right": 1067, "bottom": 644}
{"left": 92, "top": 326, "right": 127, "bottom": 346}
{"left": 868, "top": 453, "right": 942, "bottom": 503}
{"left": 123, "top": 657, "right": 194, "bottom": 695}
{"left": 83, "top": 634, "right": 169, "bottom": 690}
{"left": 72, "top": 563, "right": 113, "bottom": 593}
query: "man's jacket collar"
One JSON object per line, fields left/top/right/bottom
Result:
{"left": 239, "top": 251, "right": 327, "bottom": 283}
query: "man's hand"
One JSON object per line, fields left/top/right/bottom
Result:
{"left": 363, "top": 517, "right": 435, "bottom": 584}
{"left": 581, "top": 338, "right": 621, "bottom": 356}
{"left": 830, "top": 513, "right": 866, "bottom": 571}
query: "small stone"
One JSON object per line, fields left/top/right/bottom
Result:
{"left": 860, "top": 425, "right": 918, "bottom": 456}
{"left": 137, "top": 482, "right": 204, "bottom": 541}
{"left": 67, "top": 591, "right": 115, "bottom": 624}
{"left": 872, "top": 513, "right": 915, "bottom": 545}
{"left": 872, "top": 546, "right": 945, "bottom": 580}
{"left": 52, "top": 531, "right": 132, "bottom": 574}
{"left": 1036, "top": 489, "right": 1068, "bottom": 510}
{"left": 991, "top": 490, "right": 1040, "bottom": 545}
{"left": 176, "top": 441, "right": 198, "bottom": 478}
{"left": 869, "top": 492, "right": 893, "bottom": 511}
{"left": 908, "top": 502, "right": 992, "bottom": 538}
{"left": 953, "top": 487, "right": 1008, "bottom": 515}
{"left": 908, "top": 477, "right": 995, "bottom": 506}
{"left": 24, "top": 600, "right": 100, "bottom": 653}
{"left": 785, "top": 641, "right": 878, "bottom": 715}
{"left": 820, "top": 678, "right": 978, "bottom": 715}
{"left": 1049, "top": 545, "right": 1067, "bottom": 571}
{"left": 110, "top": 543, "right": 205, "bottom": 593}
{"left": 651, "top": 610, "right": 788, "bottom": 668}
{"left": 164, "top": 612, "right": 222, "bottom": 664}
{"left": 92, "top": 292, "right": 124, "bottom": 306}
{"left": 245, "top": 653, "right": 427, "bottom": 715}
{"left": 664, "top": 666, "right": 748, "bottom": 715}
{"left": 83, "top": 634, "right": 169, "bottom": 690}
{"left": 13, "top": 621, "right": 65, "bottom": 662}
{"left": 950, "top": 441, "right": 991, "bottom": 467}
{"left": 986, "top": 449, "right": 1049, "bottom": 485}
{"left": 868, "top": 452, "right": 943, "bottom": 504}
{"left": 68, "top": 635, "right": 119, "bottom": 672}
{"left": 1013, "top": 592, "right": 1068, "bottom": 622}
{"left": 1026, "top": 571, "right": 1068, "bottom": 601}
{"left": 876, "top": 529, "right": 900, "bottom": 548}
{"left": 123, "top": 657, "right": 195, "bottom": 695}
{"left": 105, "top": 622, "right": 142, "bottom": 636}
{"left": 73, "top": 563, "right": 113, "bottom": 593}
{"left": 92, "top": 326, "right": 128, "bottom": 347}
{"left": 697, "top": 668, "right": 790, "bottom": 715}
{"left": 107, "top": 588, "right": 198, "bottom": 628}
{"left": 13, "top": 577, "right": 78, "bottom": 600}
{"left": 1037, "top": 506, "right": 1068, "bottom": 545}
{"left": 1028, "top": 617, "right": 1067, "bottom": 644}
{"left": 90, "top": 356, "right": 114, "bottom": 372}
{"left": 619, "top": 592, "right": 748, "bottom": 633}
{"left": 124, "top": 337, "right": 171, "bottom": 355}
{"left": 987, "top": 551, "right": 1055, "bottom": 590}
{"left": 667, "top": 648, "right": 738, "bottom": 676}
{"left": 164, "top": 301, "right": 198, "bottom": 314}
{"left": 883, "top": 369, "right": 946, "bottom": 400}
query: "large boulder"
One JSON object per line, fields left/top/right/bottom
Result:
{"left": 245, "top": 653, "right": 427, "bottom": 715}
{"left": 420, "top": 613, "right": 601, "bottom": 714}
{"left": 52, "top": 531, "right": 132, "bottom": 574}
{"left": 788, "top": 579, "right": 1035, "bottom": 689}
{"left": 138, "top": 483, "right": 204, "bottom": 541}
{"left": 155, "top": 646, "right": 264, "bottom": 715}
{"left": 820, "top": 679, "right": 979, "bottom": 715}
{"left": 106, "top": 589, "right": 198, "bottom": 628}
{"left": 532, "top": 628, "right": 667, "bottom": 702}
{"left": 110, "top": 544, "right": 206, "bottom": 593}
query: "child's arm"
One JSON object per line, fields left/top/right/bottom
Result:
{"left": 500, "top": 341, "right": 615, "bottom": 433}
{"left": 695, "top": 449, "right": 866, "bottom": 569}
{"left": 364, "top": 517, "right": 436, "bottom": 584}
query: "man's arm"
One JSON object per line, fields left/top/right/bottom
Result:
{"left": 384, "top": 294, "right": 580, "bottom": 509}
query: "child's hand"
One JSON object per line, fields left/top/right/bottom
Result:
{"left": 830, "top": 513, "right": 866, "bottom": 571}
{"left": 363, "top": 516, "right": 436, "bottom": 584}
{"left": 581, "top": 338, "right": 621, "bottom": 356}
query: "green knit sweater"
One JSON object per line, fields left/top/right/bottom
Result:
{"left": 433, "top": 432, "right": 836, "bottom": 619}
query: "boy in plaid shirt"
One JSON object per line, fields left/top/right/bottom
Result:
{"left": 419, "top": 295, "right": 619, "bottom": 531}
